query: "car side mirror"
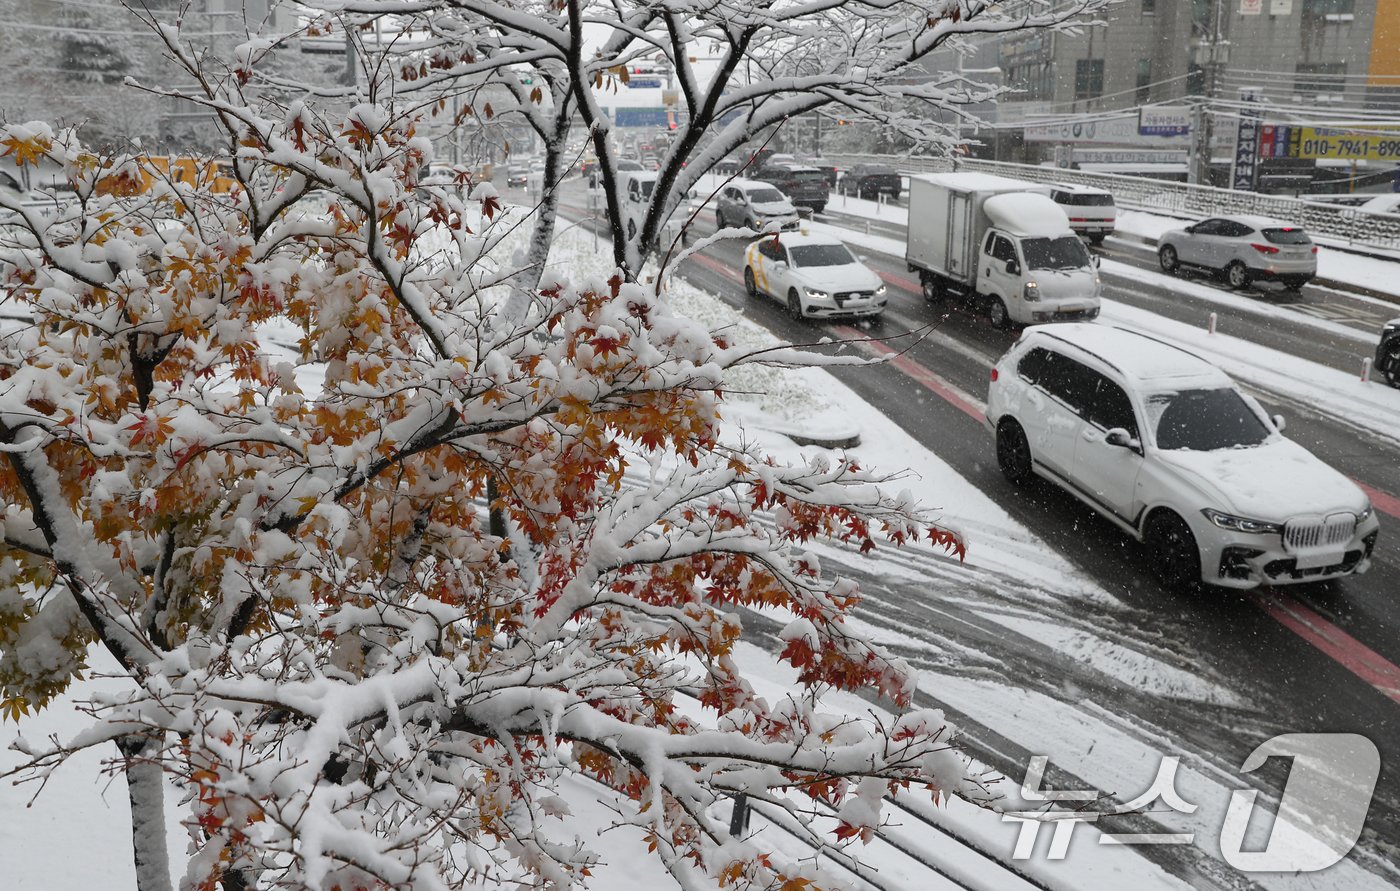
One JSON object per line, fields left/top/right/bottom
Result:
{"left": 1006, "top": 259, "right": 1021, "bottom": 275}
{"left": 1184, "top": 224, "right": 1196, "bottom": 234}
{"left": 1104, "top": 428, "right": 1141, "bottom": 451}
{"left": 859, "top": 254, "right": 870, "bottom": 262}
{"left": 1272, "top": 414, "right": 1287, "bottom": 433}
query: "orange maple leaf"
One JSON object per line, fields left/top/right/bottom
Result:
{"left": 0, "top": 134, "right": 51, "bottom": 166}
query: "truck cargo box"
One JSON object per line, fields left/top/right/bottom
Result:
{"left": 906, "top": 173, "right": 1050, "bottom": 285}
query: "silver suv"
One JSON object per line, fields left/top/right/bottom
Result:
{"left": 1157, "top": 215, "right": 1316, "bottom": 292}
{"left": 715, "top": 180, "right": 800, "bottom": 232}
{"left": 986, "top": 324, "right": 1377, "bottom": 590}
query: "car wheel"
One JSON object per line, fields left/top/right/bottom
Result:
{"left": 921, "top": 275, "right": 944, "bottom": 303}
{"left": 744, "top": 266, "right": 759, "bottom": 299}
{"left": 787, "top": 289, "right": 805, "bottom": 321}
{"left": 716, "top": 209, "right": 727, "bottom": 229}
{"left": 1147, "top": 511, "right": 1202, "bottom": 592}
{"left": 812, "top": 203, "right": 825, "bottom": 215}
{"left": 1384, "top": 349, "right": 1400, "bottom": 388}
{"left": 987, "top": 295, "right": 1011, "bottom": 330}
{"left": 859, "top": 186, "right": 873, "bottom": 201}
{"left": 1225, "top": 261, "right": 1249, "bottom": 290}
{"left": 996, "top": 419, "right": 1034, "bottom": 487}
{"left": 1158, "top": 244, "right": 1179, "bottom": 275}
{"left": 1089, "top": 234, "right": 1106, "bottom": 246}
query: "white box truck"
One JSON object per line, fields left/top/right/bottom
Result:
{"left": 906, "top": 172, "right": 1101, "bottom": 328}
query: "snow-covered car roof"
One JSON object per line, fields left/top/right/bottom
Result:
{"left": 751, "top": 230, "right": 849, "bottom": 250}
{"left": 1213, "top": 214, "right": 1302, "bottom": 232}
{"left": 1050, "top": 182, "right": 1113, "bottom": 195}
{"left": 731, "top": 178, "right": 784, "bottom": 192}
{"left": 1027, "top": 324, "right": 1232, "bottom": 390}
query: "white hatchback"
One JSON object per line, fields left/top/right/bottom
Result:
{"left": 743, "top": 231, "right": 887, "bottom": 320}
{"left": 985, "top": 324, "right": 1378, "bottom": 590}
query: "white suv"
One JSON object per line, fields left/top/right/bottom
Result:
{"left": 986, "top": 324, "right": 1378, "bottom": 590}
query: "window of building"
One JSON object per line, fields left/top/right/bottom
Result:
{"left": 1143, "top": 0, "right": 1155, "bottom": 12}
{"left": 1295, "top": 62, "right": 1346, "bottom": 98}
{"left": 1136, "top": 59, "right": 1152, "bottom": 104}
{"left": 1075, "top": 59, "right": 1105, "bottom": 102}
{"left": 1303, "top": 0, "right": 1355, "bottom": 17}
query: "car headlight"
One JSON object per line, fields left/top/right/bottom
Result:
{"left": 806, "top": 287, "right": 830, "bottom": 299}
{"left": 875, "top": 283, "right": 887, "bottom": 295}
{"left": 1023, "top": 281, "right": 1040, "bottom": 302}
{"left": 1201, "top": 508, "right": 1281, "bottom": 535}
{"left": 1358, "top": 502, "right": 1374, "bottom": 523}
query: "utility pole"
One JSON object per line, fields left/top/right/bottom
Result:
{"left": 1191, "top": 0, "right": 1229, "bottom": 186}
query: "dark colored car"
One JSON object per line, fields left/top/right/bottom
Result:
{"left": 797, "top": 158, "right": 839, "bottom": 187}
{"left": 590, "top": 158, "right": 644, "bottom": 187}
{"left": 1377, "top": 318, "right": 1400, "bottom": 388}
{"left": 839, "top": 164, "right": 902, "bottom": 200}
{"left": 716, "top": 148, "right": 776, "bottom": 177}
{"left": 752, "top": 163, "right": 830, "bottom": 214}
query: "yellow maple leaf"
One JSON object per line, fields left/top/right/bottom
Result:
{"left": 1, "top": 134, "right": 52, "bottom": 167}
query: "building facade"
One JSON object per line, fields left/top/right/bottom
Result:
{"left": 986, "top": 0, "right": 1396, "bottom": 189}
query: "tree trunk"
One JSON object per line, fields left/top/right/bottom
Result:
{"left": 117, "top": 732, "right": 174, "bottom": 891}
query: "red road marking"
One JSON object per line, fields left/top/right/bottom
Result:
{"left": 1352, "top": 479, "right": 1400, "bottom": 521}
{"left": 877, "top": 269, "right": 922, "bottom": 293}
{"left": 831, "top": 329, "right": 986, "bottom": 423}
{"left": 1248, "top": 591, "right": 1400, "bottom": 705}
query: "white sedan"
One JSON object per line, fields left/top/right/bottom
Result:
{"left": 743, "top": 231, "right": 888, "bottom": 321}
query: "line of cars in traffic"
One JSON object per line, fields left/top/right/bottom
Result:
{"left": 700, "top": 169, "right": 1386, "bottom": 592}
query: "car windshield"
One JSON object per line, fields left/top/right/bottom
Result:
{"left": 749, "top": 188, "right": 786, "bottom": 204}
{"left": 864, "top": 165, "right": 897, "bottom": 176}
{"left": 619, "top": 161, "right": 643, "bottom": 170}
{"left": 1263, "top": 228, "right": 1311, "bottom": 245}
{"left": 1146, "top": 388, "right": 1272, "bottom": 451}
{"left": 1022, "top": 236, "right": 1091, "bottom": 270}
{"left": 789, "top": 244, "right": 855, "bottom": 267}
{"left": 634, "top": 180, "right": 655, "bottom": 198}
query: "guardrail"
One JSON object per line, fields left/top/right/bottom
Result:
{"left": 822, "top": 153, "right": 1400, "bottom": 255}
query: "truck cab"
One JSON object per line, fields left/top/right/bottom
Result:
{"left": 975, "top": 193, "right": 1102, "bottom": 327}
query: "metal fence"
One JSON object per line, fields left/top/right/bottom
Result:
{"left": 823, "top": 153, "right": 1400, "bottom": 255}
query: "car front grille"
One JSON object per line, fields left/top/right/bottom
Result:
{"left": 1283, "top": 513, "right": 1356, "bottom": 551}
{"left": 833, "top": 291, "right": 874, "bottom": 306}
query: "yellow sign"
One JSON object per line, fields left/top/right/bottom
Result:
{"left": 1261, "top": 125, "right": 1400, "bottom": 162}
{"left": 1291, "top": 126, "right": 1400, "bottom": 162}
